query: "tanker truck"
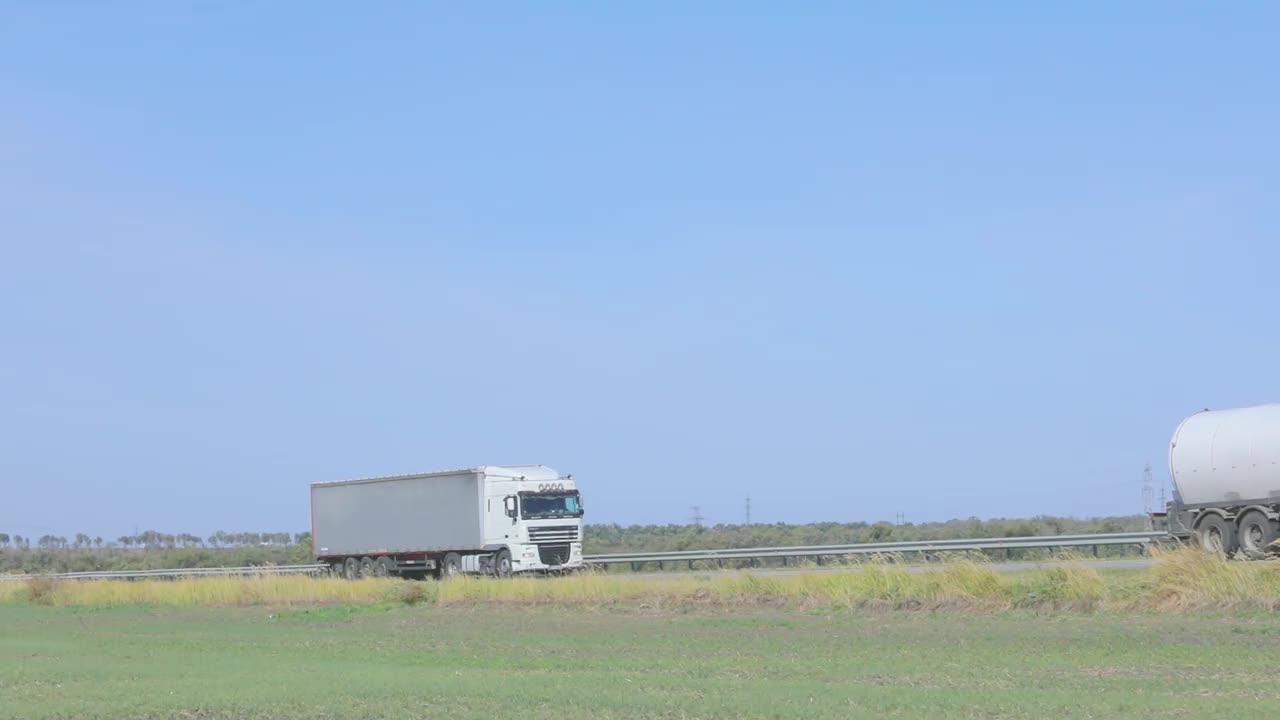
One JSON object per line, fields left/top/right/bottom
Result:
{"left": 311, "top": 465, "right": 585, "bottom": 578}
{"left": 1155, "top": 404, "right": 1280, "bottom": 558}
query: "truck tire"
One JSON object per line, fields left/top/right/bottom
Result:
{"left": 1196, "top": 514, "right": 1237, "bottom": 557}
{"left": 359, "top": 557, "right": 376, "bottom": 577}
{"left": 374, "top": 557, "right": 394, "bottom": 577}
{"left": 494, "top": 549, "right": 513, "bottom": 578}
{"left": 343, "top": 557, "right": 360, "bottom": 580}
{"left": 1236, "top": 511, "right": 1276, "bottom": 560}
{"left": 439, "top": 553, "right": 461, "bottom": 579}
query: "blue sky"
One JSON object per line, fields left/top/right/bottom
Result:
{"left": 1, "top": 3, "right": 1276, "bottom": 539}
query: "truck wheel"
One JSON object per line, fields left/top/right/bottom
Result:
{"left": 494, "top": 549, "right": 513, "bottom": 578}
{"left": 439, "top": 553, "right": 461, "bottom": 579}
{"left": 1237, "top": 511, "right": 1276, "bottom": 560}
{"left": 1196, "top": 514, "right": 1237, "bottom": 557}
{"left": 343, "top": 557, "right": 360, "bottom": 580}
{"left": 359, "top": 557, "right": 376, "bottom": 577}
{"left": 374, "top": 557, "right": 394, "bottom": 577}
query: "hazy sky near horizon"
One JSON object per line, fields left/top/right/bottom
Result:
{"left": 2, "top": 3, "right": 1277, "bottom": 539}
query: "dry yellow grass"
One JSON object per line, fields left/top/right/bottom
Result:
{"left": 1148, "top": 545, "right": 1280, "bottom": 610}
{"left": 1023, "top": 553, "right": 1109, "bottom": 610}
{"left": 3, "top": 547, "right": 1276, "bottom": 611}
{"left": 0, "top": 574, "right": 399, "bottom": 607}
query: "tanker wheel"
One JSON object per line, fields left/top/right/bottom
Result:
{"left": 1236, "top": 511, "right": 1276, "bottom": 560}
{"left": 1196, "top": 514, "right": 1237, "bottom": 557}
{"left": 439, "top": 552, "right": 461, "bottom": 579}
{"left": 494, "top": 549, "right": 513, "bottom": 578}
{"left": 359, "top": 557, "right": 376, "bottom": 577}
{"left": 374, "top": 557, "right": 394, "bottom": 577}
{"left": 343, "top": 557, "right": 360, "bottom": 580}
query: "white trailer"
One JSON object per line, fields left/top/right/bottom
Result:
{"left": 1156, "top": 404, "right": 1280, "bottom": 558}
{"left": 311, "top": 465, "right": 585, "bottom": 578}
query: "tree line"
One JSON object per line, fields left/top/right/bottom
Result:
{"left": 583, "top": 514, "right": 1146, "bottom": 555}
{"left": 0, "top": 531, "right": 305, "bottom": 551}
{"left": 0, "top": 514, "right": 1144, "bottom": 574}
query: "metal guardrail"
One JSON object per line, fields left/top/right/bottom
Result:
{"left": 0, "top": 532, "right": 1166, "bottom": 580}
{"left": 0, "top": 564, "right": 330, "bottom": 582}
{"left": 582, "top": 531, "right": 1167, "bottom": 566}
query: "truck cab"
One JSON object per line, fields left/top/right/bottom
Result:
{"left": 482, "top": 465, "right": 584, "bottom": 573}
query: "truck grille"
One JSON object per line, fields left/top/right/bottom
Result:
{"left": 528, "top": 525, "right": 579, "bottom": 544}
{"left": 538, "top": 544, "right": 571, "bottom": 566}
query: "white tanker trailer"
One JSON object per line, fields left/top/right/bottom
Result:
{"left": 1154, "top": 404, "right": 1280, "bottom": 558}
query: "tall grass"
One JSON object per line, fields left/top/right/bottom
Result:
{"left": 0, "top": 575, "right": 399, "bottom": 607}
{"left": 1020, "top": 553, "right": 1108, "bottom": 610}
{"left": 1148, "top": 545, "right": 1280, "bottom": 610}
{"left": 3, "top": 548, "right": 1275, "bottom": 611}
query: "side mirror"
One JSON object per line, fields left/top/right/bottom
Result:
{"left": 503, "top": 496, "right": 518, "bottom": 522}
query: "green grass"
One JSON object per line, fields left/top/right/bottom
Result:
{"left": 2, "top": 603, "right": 1280, "bottom": 719}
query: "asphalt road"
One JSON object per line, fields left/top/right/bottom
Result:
{"left": 620, "top": 557, "right": 1155, "bottom": 580}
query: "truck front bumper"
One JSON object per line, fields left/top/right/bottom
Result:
{"left": 512, "top": 542, "right": 583, "bottom": 571}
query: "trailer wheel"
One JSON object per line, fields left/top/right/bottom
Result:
{"left": 343, "top": 557, "right": 360, "bottom": 580}
{"left": 494, "top": 549, "right": 513, "bottom": 578}
{"left": 1237, "top": 511, "right": 1276, "bottom": 560}
{"left": 439, "top": 553, "right": 461, "bottom": 579}
{"left": 1196, "top": 514, "right": 1237, "bottom": 557}
{"left": 374, "top": 557, "right": 394, "bottom": 577}
{"left": 359, "top": 557, "right": 376, "bottom": 577}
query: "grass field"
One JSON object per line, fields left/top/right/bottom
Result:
{"left": 3, "top": 551, "right": 1278, "bottom": 718}
{"left": 3, "top": 602, "right": 1280, "bottom": 719}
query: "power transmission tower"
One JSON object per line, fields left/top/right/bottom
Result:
{"left": 690, "top": 506, "right": 705, "bottom": 527}
{"left": 1142, "top": 462, "right": 1154, "bottom": 530}
{"left": 744, "top": 496, "right": 751, "bottom": 525}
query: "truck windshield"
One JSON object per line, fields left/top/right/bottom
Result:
{"left": 520, "top": 493, "right": 583, "bottom": 519}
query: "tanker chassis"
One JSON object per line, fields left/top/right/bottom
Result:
{"left": 311, "top": 465, "right": 585, "bottom": 578}
{"left": 1154, "top": 404, "right": 1280, "bottom": 558}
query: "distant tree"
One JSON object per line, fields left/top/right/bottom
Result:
{"left": 74, "top": 533, "right": 92, "bottom": 549}
{"left": 94, "top": 537, "right": 103, "bottom": 549}
{"left": 868, "top": 522, "right": 895, "bottom": 541}
{"left": 0, "top": 533, "right": 9, "bottom": 548}
{"left": 118, "top": 536, "right": 134, "bottom": 549}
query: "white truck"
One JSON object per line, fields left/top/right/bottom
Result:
{"left": 311, "top": 465, "right": 585, "bottom": 578}
{"left": 1155, "top": 404, "right": 1280, "bottom": 558}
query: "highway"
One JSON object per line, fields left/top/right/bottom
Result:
{"left": 2, "top": 532, "right": 1167, "bottom": 582}
{"left": 621, "top": 557, "right": 1155, "bottom": 580}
